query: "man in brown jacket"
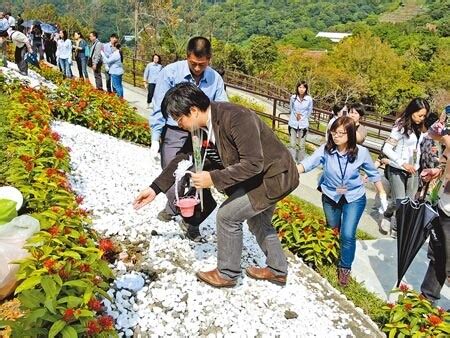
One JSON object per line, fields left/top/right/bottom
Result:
{"left": 133, "top": 83, "right": 299, "bottom": 288}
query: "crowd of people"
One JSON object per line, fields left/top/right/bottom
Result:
{"left": 1, "top": 11, "right": 449, "bottom": 306}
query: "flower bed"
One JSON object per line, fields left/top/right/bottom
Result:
{"left": 274, "top": 194, "right": 450, "bottom": 333}
{"left": 32, "top": 62, "right": 151, "bottom": 146}
{"left": 0, "top": 75, "right": 116, "bottom": 337}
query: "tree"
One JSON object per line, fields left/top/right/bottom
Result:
{"left": 245, "top": 35, "right": 278, "bottom": 75}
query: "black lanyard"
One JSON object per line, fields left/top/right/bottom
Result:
{"left": 336, "top": 152, "right": 349, "bottom": 185}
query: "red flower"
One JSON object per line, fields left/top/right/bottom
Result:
{"left": 332, "top": 228, "right": 340, "bottom": 236}
{"left": 386, "top": 302, "right": 395, "bottom": 309}
{"left": 43, "top": 258, "right": 56, "bottom": 271}
{"left": 79, "top": 263, "right": 91, "bottom": 273}
{"left": 78, "top": 100, "right": 88, "bottom": 109}
{"left": 437, "top": 307, "right": 445, "bottom": 315}
{"left": 19, "top": 155, "right": 33, "bottom": 162}
{"left": 64, "top": 227, "right": 72, "bottom": 235}
{"left": 99, "top": 239, "right": 115, "bottom": 253}
{"left": 76, "top": 195, "right": 84, "bottom": 204}
{"left": 25, "top": 161, "right": 34, "bottom": 172}
{"left": 63, "top": 308, "right": 75, "bottom": 322}
{"left": 98, "top": 315, "right": 114, "bottom": 330}
{"left": 427, "top": 314, "right": 443, "bottom": 326}
{"left": 65, "top": 208, "right": 75, "bottom": 217}
{"left": 37, "top": 134, "right": 46, "bottom": 142}
{"left": 87, "top": 298, "right": 103, "bottom": 312}
{"left": 46, "top": 168, "right": 58, "bottom": 177}
{"left": 404, "top": 303, "right": 412, "bottom": 311}
{"left": 23, "top": 121, "right": 35, "bottom": 129}
{"left": 78, "top": 234, "right": 87, "bottom": 246}
{"left": 54, "top": 148, "right": 66, "bottom": 159}
{"left": 51, "top": 206, "right": 60, "bottom": 213}
{"left": 92, "top": 275, "right": 103, "bottom": 285}
{"left": 86, "top": 320, "right": 102, "bottom": 335}
{"left": 48, "top": 225, "right": 59, "bottom": 236}
{"left": 51, "top": 132, "right": 61, "bottom": 141}
{"left": 399, "top": 283, "right": 409, "bottom": 293}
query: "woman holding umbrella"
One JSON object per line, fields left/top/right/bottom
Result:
{"left": 382, "top": 98, "right": 431, "bottom": 237}
{"left": 298, "top": 116, "right": 388, "bottom": 286}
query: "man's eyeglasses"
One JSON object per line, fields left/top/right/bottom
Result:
{"left": 330, "top": 131, "right": 347, "bottom": 137}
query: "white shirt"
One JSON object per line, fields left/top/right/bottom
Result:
{"left": 8, "top": 16, "right": 16, "bottom": 27}
{"left": 57, "top": 39, "right": 72, "bottom": 59}
{"left": 382, "top": 123, "right": 424, "bottom": 170}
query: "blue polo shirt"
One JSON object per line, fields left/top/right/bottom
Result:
{"left": 150, "top": 60, "right": 228, "bottom": 142}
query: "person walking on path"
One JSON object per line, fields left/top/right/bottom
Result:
{"left": 382, "top": 98, "right": 430, "bottom": 237}
{"left": 102, "top": 33, "right": 118, "bottom": 93}
{"left": 288, "top": 81, "right": 313, "bottom": 163}
{"left": 143, "top": 54, "right": 163, "bottom": 108}
{"left": 134, "top": 83, "right": 299, "bottom": 288}
{"left": 101, "top": 43, "right": 124, "bottom": 98}
{"left": 88, "top": 31, "right": 103, "bottom": 90}
{"left": 73, "top": 31, "right": 89, "bottom": 79}
{"left": 419, "top": 105, "right": 450, "bottom": 305}
{"left": 149, "top": 36, "right": 228, "bottom": 234}
{"left": 298, "top": 116, "right": 387, "bottom": 286}
{"left": 0, "top": 22, "right": 33, "bottom": 75}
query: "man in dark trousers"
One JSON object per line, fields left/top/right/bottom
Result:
{"left": 134, "top": 83, "right": 299, "bottom": 288}
{"left": 88, "top": 31, "right": 103, "bottom": 90}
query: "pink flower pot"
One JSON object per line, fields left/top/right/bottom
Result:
{"left": 175, "top": 197, "right": 199, "bottom": 217}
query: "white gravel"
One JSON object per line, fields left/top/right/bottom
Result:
{"left": 51, "top": 120, "right": 367, "bottom": 337}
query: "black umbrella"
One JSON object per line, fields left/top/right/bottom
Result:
{"left": 396, "top": 186, "right": 438, "bottom": 287}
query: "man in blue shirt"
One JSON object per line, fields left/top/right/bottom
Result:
{"left": 150, "top": 36, "right": 228, "bottom": 234}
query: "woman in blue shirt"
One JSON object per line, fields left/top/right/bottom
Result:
{"left": 143, "top": 54, "right": 163, "bottom": 107}
{"left": 298, "top": 116, "right": 387, "bottom": 286}
{"left": 101, "top": 44, "right": 124, "bottom": 98}
{"left": 288, "top": 81, "right": 313, "bottom": 163}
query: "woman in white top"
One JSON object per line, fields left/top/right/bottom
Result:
{"left": 382, "top": 98, "right": 430, "bottom": 236}
{"left": 57, "top": 30, "right": 72, "bottom": 78}
{"left": 288, "top": 81, "right": 313, "bottom": 162}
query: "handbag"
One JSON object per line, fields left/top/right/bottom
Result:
{"left": 87, "top": 57, "right": 93, "bottom": 67}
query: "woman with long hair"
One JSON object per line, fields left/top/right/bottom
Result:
{"left": 288, "top": 81, "right": 313, "bottom": 162}
{"left": 348, "top": 102, "right": 367, "bottom": 145}
{"left": 382, "top": 98, "right": 430, "bottom": 237}
{"left": 73, "top": 31, "right": 88, "bottom": 79}
{"left": 143, "top": 54, "right": 163, "bottom": 108}
{"left": 57, "top": 30, "right": 72, "bottom": 78}
{"left": 298, "top": 116, "right": 387, "bottom": 286}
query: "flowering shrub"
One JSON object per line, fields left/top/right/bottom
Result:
{"left": 35, "top": 61, "right": 64, "bottom": 85}
{"left": 273, "top": 196, "right": 339, "bottom": 269}
{"left": 382, "top": 285, "right": 450, "bottom": 337}
{"left": 0, "top": 76, "right": 116, "bottom": 337}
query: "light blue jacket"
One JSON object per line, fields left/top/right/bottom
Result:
{"left": 288, "top": 94, "right": 313, "bottom": 130}
{"left": 301, "top": 144, "right": 381, "bottom": 203}
{"left": 101, "top": 50, "right": 123, "bottom": 76}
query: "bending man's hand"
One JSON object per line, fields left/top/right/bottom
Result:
{"left": 133, "top": 187, "right": 156, "bottom": 210}
{"left": 190, "top": 171, "right": 213, "bottom": 189}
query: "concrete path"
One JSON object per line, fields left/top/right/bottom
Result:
{"left": 74, "top": 65, "right": 449, "bottom": 309}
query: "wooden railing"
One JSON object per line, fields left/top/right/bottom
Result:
{"left": 122, "top": 55, "right": 395, "bottom": 154}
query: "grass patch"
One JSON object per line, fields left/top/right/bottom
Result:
{"left": 318, "top": 264, "right": 389, "bottom": 327}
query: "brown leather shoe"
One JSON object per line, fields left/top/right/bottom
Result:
{"left": 245, "top": 266, "right": 287, "bottom": 286}
{"left": 196, "top": 268, "right": 237, "bottom": 288}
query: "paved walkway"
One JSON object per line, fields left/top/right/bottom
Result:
{"left": 75, "top": 65, "right": 450, "bottom": 309}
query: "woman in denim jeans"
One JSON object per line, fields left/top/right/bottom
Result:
{"left": 57, "top": 30, "right": 72, "bottom": 79}
{"left": 101, "top": 44, "right": 124, "bottom": 98}
{"left": 382, "top": 98, "right": 430, "bottom": 237}
{"left": 73, "top": 32, "right": 88, "bottom": 79}
{"left": 298, "top": 116, "right": 387, "bottom": 286}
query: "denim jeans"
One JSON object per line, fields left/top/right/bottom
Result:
{"left": 322, "top": 194, "right": 367, "bottom": 269}
{"left": 111, "top": 74, "right": 123, "bottom": 98}
{"left": 289, "top": 127, "right": 307, "bottom": 163}
{"left": 216, "top": 189, "right": 287, "bottom": 280}
{"left": 58, "top": 58, "right": 72, "bottom": 78}
{"left": 76, "top": 54, "right": 88, "bottom": 79}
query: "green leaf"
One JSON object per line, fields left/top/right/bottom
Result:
{"left": 49, "top": 320, "right": 66, "bottom": 338}
{"left": 61, "top": 326, "right": 78, "bottom": 338}
{"left": 15, "top": 275, "right": 42, "bottom": 294}
{"left": 63, "top": 280, "right": 88, "bottom": 288}
{"left": 57, "top": 296, "right": 83, "bottom": 308}
{"left": 42, "top": 275, "right": 60, "bottom": 299}
{"left": 60, "top": 251, "right": 82, "bottom": 260}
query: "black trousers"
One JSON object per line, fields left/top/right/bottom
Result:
{"left": 14, "top": 45, "right": 27, "bottom": 75}
{"left": 147, "top": 83, "right": 156, "bottom": 104}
